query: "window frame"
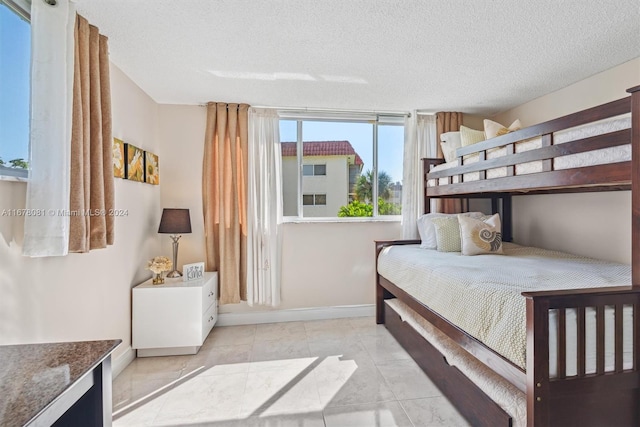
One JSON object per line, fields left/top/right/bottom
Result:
{"left": 0, "top": 0, "right": 31, "bottom": 181}
{"left": 279, "top": 112, "right": 405, "bottom": 222}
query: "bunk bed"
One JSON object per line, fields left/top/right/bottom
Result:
{"left": 375, "top": 86, "right": 640, "bottom": 426}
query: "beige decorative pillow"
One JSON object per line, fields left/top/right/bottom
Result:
{"left": 458, "top": 213, "right": 503, "bottom": 256}
{"left": 440, "top": 131, "right": 462, "bottom": 163}
{"left": 417, "top": 212, "right": 484, "bottom": 249}
{"left": 460, "top": 125, "right": 486, "bottom": 147}
{"left": 484, "top": 119, "right": 522, "bottom": 139}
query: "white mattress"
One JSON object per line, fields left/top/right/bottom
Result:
{"left": 428, "top": 115, "right": 631, "bottom": 187}
{"left": 377, "top": 243, "right": 633, "bottom": 374}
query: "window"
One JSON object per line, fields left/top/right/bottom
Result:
{"left": 303, "top": 194, "right": 327, "bottom": 206}
{"left": 279, "top": 115, "right": 404, "bottom": 219}
{"left": 303, "top": 164, "right": 326, "bottom": 176}
{"left": 0, "top": 0, "right": 30, "bottom": 179}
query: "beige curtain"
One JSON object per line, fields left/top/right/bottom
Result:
{"left": 68, "top": 14, "right": 115, "bottom": 252}
{"left": 435, "top": 112, "right": 466, "bottom": 214}
{"left": 203, "top": 103, "right": 249, "bottom": 304}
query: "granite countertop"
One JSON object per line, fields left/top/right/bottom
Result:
{"left": 0, "top": 339, "right": 121, "bottom": 427}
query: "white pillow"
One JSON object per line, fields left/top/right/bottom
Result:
{"left": 484, "top": 119, "right": 522, "bottom": 139}
{"left": 417, "top": 212, "right": 484, "bottom": 249}
{"left": 440, "top": 131, "right": 462, "bottom": 163}
{"left": 459, "top": 213, "right": 503, "bottom": 256}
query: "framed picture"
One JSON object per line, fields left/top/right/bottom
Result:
{"left": 183, "top": 262, "right": 205, "bottom": 282}
{"left": 113, "top": 138, "right": 125, "bottom": 178}
{"left": 145, "top": 151, "right": 159, "bottom": 185}
{"left": 125, "top": 143, "right": 144, "bottom": 182}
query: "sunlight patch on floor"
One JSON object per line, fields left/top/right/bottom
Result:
{"left": 114, "top": 355, "right": 360, "bottom": 426}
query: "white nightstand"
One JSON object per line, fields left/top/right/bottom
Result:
{"left": 132, "top": 272, "right": 218, "bottom": 357}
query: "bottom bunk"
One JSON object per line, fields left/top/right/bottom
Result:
{"left": 376, "top": 241, "right": 640, "bottom": 426}
{"left": 384, "top": 298, "right": 524, "bottom": 426}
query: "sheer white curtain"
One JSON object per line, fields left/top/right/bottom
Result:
{"left": 401, "top": 113, "right": 437, "bottom": 239}
{"left": 23, "top": 0, "right": 76, "bottom": 256}
{"left": 247, "top": 108, "right": 283, "bottom": 307}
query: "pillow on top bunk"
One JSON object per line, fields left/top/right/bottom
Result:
{"left": 459, "top": 125, "right": 485, "bottom": 147}
{"left": 458, "top": 213, "right": 503, "bottom": 256}
{"left": 484, "top": 119, "right": 522, "bottom": 139}
{"left": 440, "top": 131, "right": 462, "bottom": 163}
{"left": 417, "top": 212, "right": 483, "bottom": 249}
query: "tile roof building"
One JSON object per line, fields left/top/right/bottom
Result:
{"left": 281, "top": 141, "right": 363, "bottom": 165}
{"left": 280, "top": 140, "right": 364, "bottom": 217}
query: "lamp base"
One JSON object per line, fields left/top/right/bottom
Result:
{"left": 166, "top": 270, "right": 182, "bottom": 278}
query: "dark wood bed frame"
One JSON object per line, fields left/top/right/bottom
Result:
{"left": 376, "top": 86, "right": 640, "bottom": 426}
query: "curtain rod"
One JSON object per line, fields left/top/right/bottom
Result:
{"left": 251, "top": 105, "right": 409, "bottom": 118}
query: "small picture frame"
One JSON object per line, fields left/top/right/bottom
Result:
{"left": 113, "top": 138, "right": 125, "bottom": 178}
{"left": 145, "top": 151, "right": 160, "bottom": 185}
{"left": 125, "top": 143, "right": 145, "bottom": 182}
{"left": 183, "top": 262, "right": 205, "bottom": 282}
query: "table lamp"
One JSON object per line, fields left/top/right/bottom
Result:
{"left": 158, "top": 208, "right": 192, "bottom": 278}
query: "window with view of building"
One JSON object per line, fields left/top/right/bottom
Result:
{"left": 0, "top": 1, "right": 30, "bottom": 179}
{"left": 279, "top": 116, "right": 404, "bottom": 219}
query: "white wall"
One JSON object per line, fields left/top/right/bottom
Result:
{"left": 492, "top": 57, "right": 640, "bottom": 263}
{"left": 301, "top": 156, "right": 349, "bottom": 217}
{"left": 0, "top": 64, "right": 160, "bottom": 363}
{"left": 157, "top": 104, "right": 402, "bottom": 314}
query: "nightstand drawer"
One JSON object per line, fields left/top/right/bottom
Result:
{"left": 202, "top": 302, "right": 217, "bottom": 342}
{"left": 202, "top": 273, "right": 217, "bottom": 312}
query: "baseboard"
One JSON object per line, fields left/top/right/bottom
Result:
{"left": 137, "top": 346, "right": 200, "bottom": 357}
{"left": 112, "top": 345, "right": 136, "bottom": 379}
{"left": 216, "top": 304, "right": 375, "bottom": 326}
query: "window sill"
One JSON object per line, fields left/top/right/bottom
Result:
{"left": 0, "top": 166, "right": 28, "bottom": 182}
{"left": 0, "top": 174, "right": 28, "bottom": 183}
{"left": 282, "top": 216, "right": 401, "bottom": 224}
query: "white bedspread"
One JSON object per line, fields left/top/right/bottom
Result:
{"left": 377, "top": 243, "right": 632, "bottom": 371}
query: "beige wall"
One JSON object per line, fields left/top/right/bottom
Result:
{"left": 157, "top": 104, "right": 402, "bottom": 314}
{"left": 0, "top": 64, "right": 160, "bottom": 363}
{"left": 494, "top": 58, "right": 640, "bottom": 128}
{"left": 492, "top": 57, "right": 640, "bottom": 263}
{"left": 156, "top": 104, "right": 207, "bottom": 267}
{"left": 462, "top": 114, "right": 484, "bottom": 131}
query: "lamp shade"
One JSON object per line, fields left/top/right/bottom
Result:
{"left": 158, "top": 208, "right": 192, "bottom": 234}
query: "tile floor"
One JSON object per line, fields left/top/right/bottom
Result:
{"left": 113, "top": 316, "right": 469, "bottom": 427}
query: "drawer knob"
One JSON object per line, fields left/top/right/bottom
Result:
{"left": 209, "top": 316, "right": 214, "bottom": 322}
{"left": 208, "top": 291, "right": 214, "bottom": 297}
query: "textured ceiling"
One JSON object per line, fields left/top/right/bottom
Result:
{"left": 74, "top": 0, "right": 640, "bottom": 115}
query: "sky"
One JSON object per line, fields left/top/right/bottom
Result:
{"left": 279, "top": 120, "right": 404, "bottom": 185}
{"left": 0, "top": 4, "right": 30, "bottom": 163}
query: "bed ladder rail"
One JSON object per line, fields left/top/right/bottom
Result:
{"left": 523, "top": 287, "right": 640, "bottom": 427}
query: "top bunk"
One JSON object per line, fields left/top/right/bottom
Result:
{"left": 424, "top": 85, "right": 640, "bottom": 198}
